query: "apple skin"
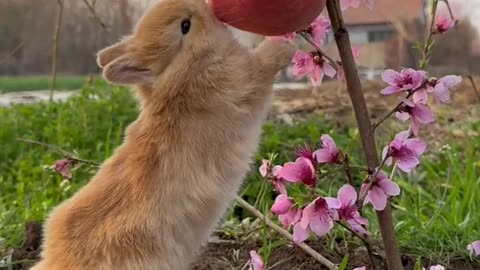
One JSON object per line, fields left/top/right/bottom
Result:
{"left": 208, "top": 0, "right": 327, "bottom": 36}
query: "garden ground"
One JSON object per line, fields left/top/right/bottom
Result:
{"left": 1, "top": 77, "right": 479, "bottom": 269}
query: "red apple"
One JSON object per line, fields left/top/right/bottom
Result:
{"left": 208, "top": 0, "right": 327, "bottom": 36}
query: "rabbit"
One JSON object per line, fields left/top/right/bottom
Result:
{"left": 31, "top": 0, "right": 294, "bottom": 269}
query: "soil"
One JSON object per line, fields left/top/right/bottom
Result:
{"left": 7, "top": 78, "right": 480, "bottom": 269}
{"left": 10, "top": 222, "right": 479, "bottom": 270}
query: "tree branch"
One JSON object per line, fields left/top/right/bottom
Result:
{"left": 0, "top": 43, "right": 24, "bottom": 65}
{"left": 337, "top": 221, "right": 378, "bottom": 270}
{"left": 467, "top": 75, "right": 480, "bottom": 103}
{"left": 81, "top": 0, "right": 110, "bottom": 30}
{"left": 325, "top": 1, "right": 403, "bottom": 269}
{"left": 235, "top": 196, "right": 338, "bottom": 270}
{"left": 49, "top": 0, "right": 65, "bottom": 102}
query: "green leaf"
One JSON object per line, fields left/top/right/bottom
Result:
{"left": 338, "top": 254, "right": 350, "bottom": 270}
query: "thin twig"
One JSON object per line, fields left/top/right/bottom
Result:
{"left": 235, "top": 196, "right": 338, "bottom": 270}
{"left": 326, "top": 0, "right": 403, "bottom": 269}
{"left": 337, "top": 222, "right": 378, "bottom": 270}
{"left": 81, "top": 0, "right": 110, "bottom": 30}
{"left": 0, "top": 43, "right": 24, "bottom": 65}
{"left": 372, "top": 102, "right": 402, "bottom": 131}
{"left": 342, "top": 154, "right": 355, "bottom": 186}
{"left": 49, "top": 0, "right": 65, "bottom": 102}
{"left": 467, "top": 75, "right": 480, "bottom": 103}
{"left": 16, "top": 138, "right": 99, "bottom": 166}
{"left": 440, "top": 0, "right": 456, "bottom": 21}
{"left": 420, "top": 0, "right": 438, "bottom": 69}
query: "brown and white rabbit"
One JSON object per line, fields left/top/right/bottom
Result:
{"left": 31, "top": 0, "right": 294, "bottom": 269}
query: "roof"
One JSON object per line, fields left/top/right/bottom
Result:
{"left": 343, "top": 0, "right": 425, "bottom": 26}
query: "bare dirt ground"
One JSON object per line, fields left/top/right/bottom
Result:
{"left": 8, "top": 78, "right": 480, "bottom": 269}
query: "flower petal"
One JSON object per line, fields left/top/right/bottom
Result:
{"left": 378, "top": 179, "right": 401, "bottom": 196}
{"left": 279, "top": 157, "right": 315, "bottom": 183}
{"left": 325, "top": 197, "right": 341, "bottom": 209}
{"left": 259, "top": 159, "right": 270, "bottom": 177}
{"left": 381, "top": 85, "right": 402, "bottom": 95}
{"left": 405, "top": 138, "right": 427, "bottom": 156}
{"left": 293, "top": 222, "right": 310, "bottom": 243}
{"left": 368, "top": 186, "right": 387, "bottom": 211}
{"left": 322, "top": 63, "right": 337, "bottom": 78}
{"left": 309, "top": 214, "right": 333, "bottom": 237}
{"left": 382, "top": 69, "right": 402, "bottom": 85}
{"left": 397, "top": 156, "right": 420, "bottom": 173}
{"left": 299, "top": 200, "right": 316, "bottom": 229}
{"left": 338, "top": 184, "right": 358, "bottom": 206}
{"left": 412, "top": 104, "right": 434, "bottom": 124}
{"left": 313, "top": 149, "right": 332, "bottom": 164}
{"left": 271, "top": 194, "right": 293, "bottom": 215}
{"left": 249, "top": 250, "right": 264, "bottom": 270}
{"left": 467, "top": 240, "right": 480, "bottom": 256}
{"left": 396, "top": 111, "right": 411, "bottom": 121}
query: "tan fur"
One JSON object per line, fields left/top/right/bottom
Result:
{"left": 31, "top": 0, "right": 294, "bottom": 269}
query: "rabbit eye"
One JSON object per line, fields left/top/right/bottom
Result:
{"left": 181, "top": 19, "right": 191, "bottom": 35}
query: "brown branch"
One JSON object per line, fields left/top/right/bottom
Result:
{"left": 235, "top": 196, "right": 338, "bottom": 270}
{"left": 81, "top": 0, "right": 110, "bottom": 30}
{"left": 372, "top": 91, "right": 411, "bottom": 130}
{"left": 0, "top": 43, "right": 24, "bottom": 65}
{"left": 16, "top": 138, "right": 99, "bottom": 167}
{"left": 326, "top": 1, "right": 403, "bottom": 269}
{"left": 49, "top": 0, "right": 65, "bottom": 102}
{"left": 467, "top": 75, "right": 480, "bottom": 103}
{"left": 337, "top": 221, "right": 378, "bottom": 270}
{"left": 342, "top": 154, "right": 355, "bottom": 186}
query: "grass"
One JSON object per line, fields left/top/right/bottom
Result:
{"left": 0, "top": 75, "right": 98, "bottom": 93}
{"left": 0, "top": 81, "right": 478, "bottom": 266}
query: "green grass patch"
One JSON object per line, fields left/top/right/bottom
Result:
{"left": 0, "top": 81, "right": 478, "bottom": 264}
{"left": 0, "top": 75, "right": 99, "bottom": 93}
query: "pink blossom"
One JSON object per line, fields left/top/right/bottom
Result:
{"left": 353, "top": 267, "right": 367, "bottom": 270}
{"left": 337, "top": 46, "right": 361, "bottom": 81}
{"left": 435, "top": 16, "right": 454, "bottom": 34}
{"left": 310, "top": 16, "right": 330, "bottom": 46}
{"left": 51, "top": 159, "right": 73, "bottom": 179}
{"left": 382, "top": 131, "right": 427, "bottom": 173}
{"left": 340, "top": 0, "right": 374, "bottom": 10}
{"left": 271, "top": 194, "right": 302, "bottom": 228}
{"left": 295, "top": 143, "right": 315, "bottom": 163}
{"left": 278, "top": 207, "right": 302, "bottom": 228}
{"left": 292, "top": 197, "right": 340, "bottom": 243}
{"left": 259, "top": 160, "right": 286, "bottom": 194}
{"left": 259, "top": 159, "right": 271, "bottom": 178}
{"left": 278, "top": 157, "right": 317, "bottom": 186}
{"left": 396, "top": 99, "right": 434, "bottom": 135}
{"left": 467, "top": 240, "right": 480, "bottom": 256}
{"left": 412, "top": 84, "right": 434, "bottom": 104}
{"left": 292, "top": 51, "right": 315, "bottom": 78}
{"left": 433, "top": 75, "right": 462, "bottom": 104}
{"left": 313, "top": 134, "right": 340, "bottom": 164}
{"left": 336, "top": 184, "right": 369, "bottom": 235}
{"left": 360, "top": 171, "right": 400, "bottom": 211}
{"left": 271, "top": 166, "right": 287, "bottom": 194}
{"left": 381, "top": 68, "right": 427, "bottom": 95}
{"left": 271, "top": 194, "right": 293, "bottom": 215}
{"left": 248, "top": 250, "right": 264, "bottom": 270}
{"left": 425, "top": 265, "right": 445, "bottom": 270}
{"left": 267, "top": 32, "right": 296, "bottom": 42}
{"left": 292, "top": 51, "right": 336, "bottom": 86}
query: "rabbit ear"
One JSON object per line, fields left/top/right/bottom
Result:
{"left": 102, "top": 54, "right": 153, "bottom": 86}
{"left": 97, "top": 37, "right": 131, "bottom": 68}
